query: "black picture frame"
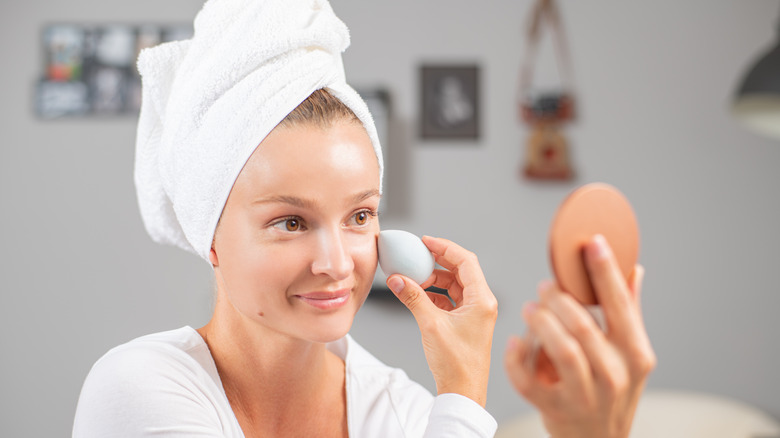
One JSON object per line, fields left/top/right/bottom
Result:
{"left": 353, "top": 88, "right": 397, "bottom": 297}
{"left": 355, "top": 88, "right": 392, "bottom": 215}
{"left": 420, "top": 65, "right": 479, "bottom": 140}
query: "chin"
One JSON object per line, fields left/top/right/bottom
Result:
{"left": 306, "top": 319, "right": 354, "bottom": 344}
{"left": 296, "top": 288, "right": 368, "bottom": 343}
{"left": 317, "top": 302, "right": 365, "bottom": 343}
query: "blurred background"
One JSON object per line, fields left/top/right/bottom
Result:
{"left": 2, "top": 1, "right": 779, "bottom": 436}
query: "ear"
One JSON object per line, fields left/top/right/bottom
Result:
{"left": 209, "top": 246, "right": 219, "bottom": 267}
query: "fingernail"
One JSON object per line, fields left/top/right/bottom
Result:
{"left": 537, "top": 279, "right": 553, "bottom": 293}
{"left": 590, "top": 234, "right": 610, "bottom": 260}
{"left": 387, "top": 276, "right": 405, "bottom": 294}
{"left": 506, "top": 336, "right": 520, "bottom": 352}
{"left": 522, "top": 301, "right": 538, "bottom": 318}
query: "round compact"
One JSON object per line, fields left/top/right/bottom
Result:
{"left": 548, "top": 183, "right": 640, "bottom": 305}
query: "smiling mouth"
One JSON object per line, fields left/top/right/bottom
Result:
{"left": 294, "top": 289, "right": 351, "bottom": 310}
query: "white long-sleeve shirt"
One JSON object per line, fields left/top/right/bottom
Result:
{"left": 73, "top": 327, "right": 497, "bottom": 437}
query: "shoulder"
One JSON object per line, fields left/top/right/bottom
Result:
{"left": 73, "top": 327, "right": 233, "bottom": 437}
{"left": 82, "top": 327, "right": 215, "bottom": 388}
{"left": 340, "top": 336, "right": 435, "bottom": 436}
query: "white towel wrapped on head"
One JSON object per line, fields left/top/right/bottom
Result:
{"left": 135, "top": 0, "right": 383, "bottom": 263}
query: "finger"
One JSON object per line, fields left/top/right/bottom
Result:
{"left": 420, "top": 236, "right": 460, "bottom": 271}
{"left": 629, "top": 264, "right": 644, "bottom": 303}
{"left": 585, "top": 241, "right": 656, "bottom": 375}
{"left": 504, "top": 336, "right": 527, "bottom": 391}
{"left": 422, "top": 236, "right": 490, "bottom": 307}
{"left": 524, "top": 302, "right": 592, "bottom": 393}
{"left": 423, "top": 269, "right": 464, "bottom": 305}
{"left": 539, "top": 285, "right": 617, "bottom": 379}
{"left": 622, "top": 264, "right": 657, "bottom": 378}
{"left": 584, "top": 235, "right": 637, "bottom": 337}
{"left": 504, "top": 335, "right": 550, "bottom": 407}
{"left": 387, "top": 275, "right": 438, "bottom": 321}
{"left": 627, "top": 264, "right": 646, "bottom": 323}
{"left": 426, "top": 290, "right": 455, "bottom": 311}
{"left": 422, "top": 236, "right": 487, "bottom": 289}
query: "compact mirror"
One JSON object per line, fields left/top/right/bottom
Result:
{"left": 548, "top": 183, "right": 640, "bottom": 304}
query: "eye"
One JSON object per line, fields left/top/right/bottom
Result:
{"left": 285, "top": 218, "right": 300, "bottom": 231}
{"left": 355, "top": 211, "right": 368, "bottom": 225}
{"left": 350, "top": 209, "right": 376, "bottom": 227}
{"left": 272, "top": 216, "right": 305, "bottom": 232}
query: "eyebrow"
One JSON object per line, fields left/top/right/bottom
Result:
{"left": 253, "top": 189, "right": 380, "bottom": 209}
{"left": 352, "top": 189, "right": 381, "bottom": 204}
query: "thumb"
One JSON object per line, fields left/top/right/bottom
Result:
{"left": 387, "top": 275, "right": 436, "bottom": 319}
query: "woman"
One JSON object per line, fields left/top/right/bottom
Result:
{"left": 74, "top": 0, "right": 497, "bottom": 435}
{"left": 73, "top": 0, "right": 654, "bottom": 436}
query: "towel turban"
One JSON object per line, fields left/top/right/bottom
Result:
{"left": 134, "top": 0, "right": 382, "bottom": 263}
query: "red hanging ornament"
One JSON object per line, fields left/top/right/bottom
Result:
{"left": 518, "top": 0, "right": 577, "bottom": 181}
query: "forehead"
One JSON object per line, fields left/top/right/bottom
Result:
{"left": 232, "top": 121, "right": 380, "bottom": 201}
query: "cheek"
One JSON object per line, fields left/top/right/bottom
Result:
{"left": 350, "top": 231, "right": 379, "bottom": 276}
{"left": 217, "top": 226, "right": 299, "bottom": 301}
{"left": 228, "top": 244, "right": 303, "bottom": 288}
{"left": 219, "top": 243, "right": 310, "bottom": 317}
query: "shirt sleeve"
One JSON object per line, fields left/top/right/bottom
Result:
{"left": 72, "top": 344, "right": 232, "bottom": 438}
{"left": 424, "top": 393, "right": 498, "bottom": 437}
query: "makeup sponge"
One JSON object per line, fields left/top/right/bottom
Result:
{"left": 378, "top": 230, "right": 435, "bottom": 285}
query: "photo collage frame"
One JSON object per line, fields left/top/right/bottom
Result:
{"left": 36, "top": 24, "right": 192, "bottom": 119}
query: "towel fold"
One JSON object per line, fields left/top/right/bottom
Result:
{"left": 134, "top": 0, "right": 382, "bottom": 262}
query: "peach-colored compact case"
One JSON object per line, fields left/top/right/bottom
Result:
{"left": 549, "top": 183, "right": 640, "bottom": 304}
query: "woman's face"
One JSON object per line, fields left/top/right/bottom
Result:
{"left": 211, "top": 120, "right": 380, "bottom": 343}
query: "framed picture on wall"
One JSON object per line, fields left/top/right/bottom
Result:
{"left": 36, "top": 23, "right": 193, "bottom": 119}
{"left": 354, "top": 88, "right": 397, "bottom": 297}
{"left": 355, "top": 88, "right": 391, "bottom": 214}
{"left": 420, "top": 65, "right": 479, "bottom": 140}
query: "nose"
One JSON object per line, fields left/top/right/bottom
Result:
{"left": 310, "top": 227, "right": 354, "bottom": 280}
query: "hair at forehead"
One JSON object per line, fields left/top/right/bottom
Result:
{"left": 279, "top": 88, "right": 360, "bottom": 129}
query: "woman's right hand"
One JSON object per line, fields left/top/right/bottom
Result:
{"left": 386, "top": 236, "right": 498, "bottom": 407}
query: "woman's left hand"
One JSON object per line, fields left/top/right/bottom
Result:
{"left": 504, "top": 235, "right": 656, "bottom": 438}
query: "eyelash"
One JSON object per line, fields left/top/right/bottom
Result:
{"left": 270, "top": 209, "right": 378, "bottom": 233}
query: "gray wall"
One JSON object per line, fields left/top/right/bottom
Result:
{"left": 2, "top": 1, "right": 779, "bottom": 436}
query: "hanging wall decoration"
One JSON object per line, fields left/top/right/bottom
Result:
{"left": 518, "top": 0, "right": 576, "bottom": 180}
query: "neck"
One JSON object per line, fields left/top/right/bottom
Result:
{"left": 197, "top": 292, "right": 347, "bottom": 436}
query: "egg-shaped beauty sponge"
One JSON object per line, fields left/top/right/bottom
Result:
{"left": 378, "top": 230, "right": 435, "bottom": 285}
{"left": 549, "top": 183, "right": 640, "bottom": 305}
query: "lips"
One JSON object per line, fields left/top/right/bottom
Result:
{"left": 294, "top": 289, "right": 351, "bottom": 310}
